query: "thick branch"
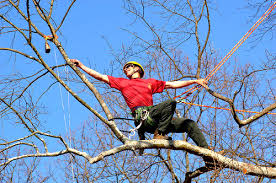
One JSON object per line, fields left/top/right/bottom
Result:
{"left": 238, "top": 102, "right": 276, "bottom": 127}
{"left": 53, "top": 39, "right": 127, "bottom": 143}
{"left": 2, "top": 139, "right": 275, "bottom": 178}
{"left": 206, "top": 87, "right": 275, "bottom": 127}
{"left": 87, "top": 140, "right": 276, "bottom": 178}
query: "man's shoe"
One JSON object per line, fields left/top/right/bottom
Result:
{"left": 153, "top": 130, "right": 172, "bottom": 140}
{"left": 203, "top": 147, "right": 225, "bottom": 168}
{"left": 202, "top": 146, "right": 225, "bottom": 168}
{"left": 203, "top": 156, "right": 217, "bottom": 168}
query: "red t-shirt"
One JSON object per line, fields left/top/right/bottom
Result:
{"left": 108, "top": 76, "right": 166, "bottom": 111}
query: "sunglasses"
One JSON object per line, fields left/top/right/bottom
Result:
{"left": 123, "top": 64, "right": 135, "bottom": 71}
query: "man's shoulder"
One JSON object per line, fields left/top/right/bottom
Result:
{"left": 108, "top": 75, "right": 128, "bottom": 81}
{"left": 141, "top": 78, "right": 160, "bottom": 81}
{"left": 145, "top": 78, "right": 165, "bottom": 83}
{"left": 132, "top": 78, "right": 161, "bottom": 83}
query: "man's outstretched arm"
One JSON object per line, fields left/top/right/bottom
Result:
{"left": 70, "top": 59, "right": 109, "bottom": 84}
{"left": 165, "top": 79, "right": 208, "bottom": 89}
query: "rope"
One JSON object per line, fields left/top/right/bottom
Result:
{"left": 54, "top": 47, "right": 75, "bottom": 181}
{"left": 206, "top": 1, "right": 276, "bottom": 81}
{"left": 129, "top": 121, "right": 143, "bottom": 139}
{"left": 174, "top": 1, "right": 276, "bottom": 100}
{"left": 178, "top": 99, "right": 276, "bottom": 115}
{"left": 108, "top": 117, "right": 135, "bottom": 121}
{"left": 108, "top": 117, "right": 142, "bottom": 139}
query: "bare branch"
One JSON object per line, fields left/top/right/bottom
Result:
{"left": 87, "top": 140, "right": 276, "bottom": 178}
{"left": 0, "top": 48, "right": 41, "bottom": 63}
{"left": 56, "top": 0, "right": 77, "bottom": 32}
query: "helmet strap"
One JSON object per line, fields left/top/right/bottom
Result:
{"left": 129, "top": 68, "right": 140, "bottom": 79}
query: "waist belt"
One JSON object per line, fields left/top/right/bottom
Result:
{"left": 132, "top": 106, "right": 155, "bottom": 127}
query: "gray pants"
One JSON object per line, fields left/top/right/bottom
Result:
{"left": 139, "top": 99, "right": 208, "bottom": 148}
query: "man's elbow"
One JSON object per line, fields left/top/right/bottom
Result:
{"left": 100, "top": 75, "right": 109, "bottom": 84}
{"left": 165, "top": 82, "right": 176, "bottom": 89}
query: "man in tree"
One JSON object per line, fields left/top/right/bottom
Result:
{"left": 70, "top": 59, "right": 217, "bottom": 165}
{"left": 71, "top": 59, "right": 209, "bottom": 141}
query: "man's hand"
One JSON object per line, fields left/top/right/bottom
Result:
{"left": 69, "top": 59, "right": 109, "bottom": 83}
{"left": 70, "top": 59, "right": 83, "bottom": 67}
{"left": 196, "top": 79, "right": 208, "bottom": 89}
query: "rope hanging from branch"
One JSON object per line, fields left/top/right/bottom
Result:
{"left": 174, "top": 2, "right": 276, "bottom": 115}
{"left": 174, "top": 1, "right": 276, "bottom": 100}
{"left": 178, "top": 99, "right": 276, "bottom": 115}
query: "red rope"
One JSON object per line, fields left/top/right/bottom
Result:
{"left": 206, "top": 1, "right": 276, "bottom": 81}
{"left": 178, "top": 100, "right": 276, "bottom": 115}
{"left": 43, "top": 34, "right": 58, "bottom": 40}
{"left": 174, "top": 1, "right": 276, "bottom": 100}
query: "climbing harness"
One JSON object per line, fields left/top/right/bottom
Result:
{"left": 44, "top": 34, "right": 58, "bottom": 53}
{"left": 174, "top": 1, "right": 276, "bottom": 101}
{"left": 109, "top": 106, "right": 154, "bottom": 138}
{"left": 133, "top": 106, "right": 152, "bottom": 122}
{"left": 133, "top": 106, "right": 154, "bottom": 126}
{"left": 174, "top": 2, "right": 276, "bottom": 115}
{"left": 130, "top": 106, "right": 153, "bottom": 138}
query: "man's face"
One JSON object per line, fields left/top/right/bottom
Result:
{"left": 123, "top": 64, "right": 136, "bottom": 78}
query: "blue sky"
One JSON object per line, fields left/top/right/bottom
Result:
{"left": 57, "top": 0, "right": 275, "bottom": 71}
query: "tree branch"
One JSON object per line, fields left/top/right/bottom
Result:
{"left": 86, "top": 140, "right": 276, "bottom": 178}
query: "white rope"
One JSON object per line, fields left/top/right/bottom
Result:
{"left": 65, "top": 65, "right": 72, "bottom": 149}
{"left": 128, "top": 110, "right": 149, "bottom": 139}
{"left": 54, "top": 48, "right": 75, "bottom": 182}
{"left": 65, "top": 65, "right": 75, "bottom": 180}
{"left": 128, "top": 121, "right": 142, "bottom": 139}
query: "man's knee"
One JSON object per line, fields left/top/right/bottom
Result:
{"left": 166, "top": 99, "right": 176, "bottom": 111}
{"left": 171, "top": 118, "right": 197, "bottom": 133}
{"left": 184, "top": 119, "right": 197, "bottom": 128}
{"left": 169, "top": 99, "right": 177, "bottom": 106}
